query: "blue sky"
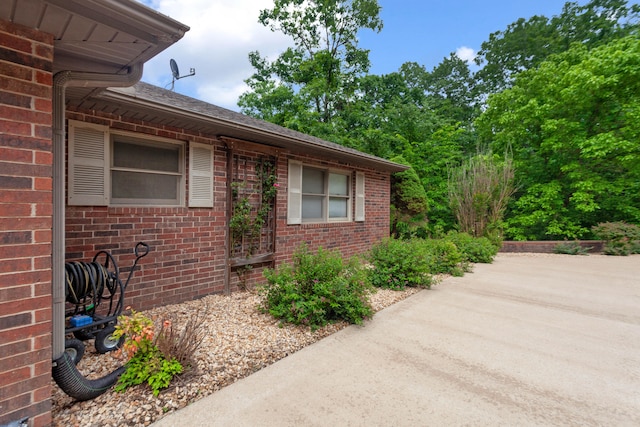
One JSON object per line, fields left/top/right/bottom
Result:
{"left": 139, "top": 0, "right": 633, "bottom": 110}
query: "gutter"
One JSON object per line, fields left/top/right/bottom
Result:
{"left": 51, "top": 63, "right": 143, "bottom": 360}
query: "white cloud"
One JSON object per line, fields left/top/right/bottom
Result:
{"left": 455, "top": 46, "right": 477, "bottom": 64}
{"left": 138, "top": 0, "right": 292, "bottom": 110}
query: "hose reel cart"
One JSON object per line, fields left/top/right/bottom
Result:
{"left": 63, "top": 242, "right": 149, "bottom": 364}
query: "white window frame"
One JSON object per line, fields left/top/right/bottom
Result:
{"left": 68, "top": 120, "right": 214, "bottom": 208}
{"left": 288, "top": 160, "right": 360, "bottom": 224}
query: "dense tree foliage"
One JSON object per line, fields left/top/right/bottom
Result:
{"left": 477, "top": 37, "right": 640, "bottom": 239}
{"left": 239, "top": 0, "right": 382, "bottom": 130}
{"left": 474, "top": 0, "right": 640, "bottom": 97}
{"left": 241, "top": 0, "right": 640, "bottom": 240}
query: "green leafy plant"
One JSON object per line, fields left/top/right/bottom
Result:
{"left": 367, "top": 238, "right": 433, "bottom": 290}
{"left": 260, "top": 244, "right": 372, "bottom": 330}
{"left": 553, "top": 240, "right": 591, "bottom": 255}
{"left": 421, "top": 238, "right": 468, "bottom": 276}
{"left": 445, "top": 231, "right": 499, "bottom": 263}
{"left": 113, "top": 310, "right": 183, "bottom": 396}
{"left": 592, "top": 222, "right": 640, "bottom": 256}
{"left": 230, "top": 158, "right": 278, "bottom": 259}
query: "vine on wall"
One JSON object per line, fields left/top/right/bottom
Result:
{"left": 230, "top": 157, "right": 278, "bottom": 260}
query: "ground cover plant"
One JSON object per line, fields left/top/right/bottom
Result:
{"left": 260, "top": 244, "right": 373, "bottom": 330}
{"left": 592, "top": 222, "right": 640, "bottom": 256}
{"left": 553, "top": 240, "right": 591, "bottom": 255}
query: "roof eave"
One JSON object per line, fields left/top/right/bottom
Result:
{"left": 98, "top": 88, "right": 409, "bottom": 173}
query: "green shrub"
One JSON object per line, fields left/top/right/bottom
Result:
{"left": 367, "top": 238, "right": 433, "bottom": 290}
{"left": 260, "top": 244, "right": 372, "bottom": 330}
{"left": 553, "top": 240, "right": 591, "bottom": 255}
{"left": 444, "top": 232, "right": 498, "bottom": 263}
{"left": 592, "top": 222, "right": 640, "bottom": 256}
{"left": 420, "top": 239, "right": 468, "bottom": 276}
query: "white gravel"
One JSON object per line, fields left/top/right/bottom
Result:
{"left": 51, "top": 287, "right": 424, "bottom": 427}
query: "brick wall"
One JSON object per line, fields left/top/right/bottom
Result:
{"left": 64, "top": 108, "right": 392, "bottom": 309}
{"left": 65, "top": 108, "right": 229, "bottom": 310}
{"left": 274, "top": 153, "right": 390, "bottom": 263}
{"left": 500, "top": 240, "right": 604, "bottom": 253}
{"left": 0, "top": 20, "right": 54, "bottom": 427}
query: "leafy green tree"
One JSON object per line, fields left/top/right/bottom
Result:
{"left": 475, "top": 0, "right": 640, "bottom": 97}
{"left": 477, "top": 36, "right": 640, "bottom": 240}
{"left": 390, "top": 156, "right": 429, "bottom": 238}
{"left": 425, "top": 53, "right": 479, "bottom": 125}
{"left": 239, "top": 0, "right": 383, "bottom": 129}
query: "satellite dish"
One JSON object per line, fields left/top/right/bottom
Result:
{"left": 167, "top": 59, "right": 196, "bottom": 91}
{"left": 170, "top": 58, "right": 180, "bottom": 80}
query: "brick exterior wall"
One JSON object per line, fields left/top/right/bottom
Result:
{"left": 500, "top": 240, "right": 604, "bottom": 253}
{"left": 64, "top": 107, "right": 392, "bottom": 310}
{"left": 0, "top": 20, "right": 54, "bottom": 427}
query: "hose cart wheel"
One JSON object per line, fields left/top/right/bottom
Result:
{"left": 95, "top": 325, "right": 124, "bottom": 354}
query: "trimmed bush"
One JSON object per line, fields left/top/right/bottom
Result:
{"left": 367, "top": 238, "right": 433, "bottom": 290}
{"left": 445, "top": 232, "right": 499, "bottom": 263}
{"left": 260, "top": 244, "right": 372, "bottom": 330}
{"left": 592, "top": 222, "right": 640, "bottom": 256}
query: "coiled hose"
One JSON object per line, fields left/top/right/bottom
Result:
{"left": 52, "top": 352, "right": 125, "bottom": 401}
{"left": 55, "top": 262, "right": 121, "bottom": 399}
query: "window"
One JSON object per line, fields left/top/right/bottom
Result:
{"left": 68, "top": 120, "right": 213, "bottom": 207}
{"left": 288, "top": 160, "right": 365, "bottom": 224}
{"left": 111, "top": 138, "right": 182, "bottom": 205}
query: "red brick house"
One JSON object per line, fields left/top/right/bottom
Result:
{"left": 0, "top": 1, "right": 404, "bottom": 425}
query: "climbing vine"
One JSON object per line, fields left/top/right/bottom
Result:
{"left": 230, "top": 157, "right": 278, "bottom": 259}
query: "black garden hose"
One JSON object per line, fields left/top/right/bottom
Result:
{"left": 52, "top": 352, "right": 125, "bottom": 401}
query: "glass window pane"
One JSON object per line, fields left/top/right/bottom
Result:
{"left": 113, "top": 141, "right": 180, "bottom": 173}
{"left": 329, "top": 173, "right": 348, "bottom": 196}
{"left": 302, "top": 168, "right": 325, "bottom": 194}
{"left": 329, "top": 197, "right": 348, "bottom": 218}
{"left": 302, "top": 195, "right": 323, "bottom": 219}
{"left": 112, "top": 171, "right": 178, "bottom": 200}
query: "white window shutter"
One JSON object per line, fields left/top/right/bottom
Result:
{"left": 189, "top": 143, "right": 214, "bottom": 207}
{"left": 288, "top": 160, "right": 302, "bottom": 224}
{"left": 68, "top": 121, "right": 109, "bottom": 206}
{"left": 355, "top": 172, "right": 365, "bottom": 222}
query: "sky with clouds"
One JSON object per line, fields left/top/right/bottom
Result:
{"left": 137, "top": 0, "right": 606, "bottom": 111}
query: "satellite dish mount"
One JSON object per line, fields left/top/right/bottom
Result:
{"left": 168, "top": 58, "right": 195, "bottom": 90}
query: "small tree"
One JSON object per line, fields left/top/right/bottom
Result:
{"left": 390, "top": 156, "right": 429, "bottom": 238}
{"left": 448, "top": 151, "right": 515, "bottom": 240}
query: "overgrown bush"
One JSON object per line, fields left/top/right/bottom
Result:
{"left": 592, "top": 222, "right": 640, "bottom": 256}
{"left": 445, "top": 231, "right": 499, "bottom": 263}
{"left": 553, "top": 240, "right": 591, "bottom": 255}
{"left": 420, "top": 239, "right": 468, "bottom": 276}
{"left": 260, "top": 244, "right": 372, "bottom": 330}
{"left": 367, "top": 238, "right": 433, "bottom": 290}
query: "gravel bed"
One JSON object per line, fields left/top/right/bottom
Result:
{"left": 51, "top": 287, "right": 424, "bottom": 427}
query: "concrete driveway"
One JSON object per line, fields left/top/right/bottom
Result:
{"left": 153, "top": 254, "right": 640, "bottom": 426}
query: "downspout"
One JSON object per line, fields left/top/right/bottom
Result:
{"left": 51, "top": 64, "right": 142, "bottom": 399}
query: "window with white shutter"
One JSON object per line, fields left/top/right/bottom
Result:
{"left": 288, "top": 160, "right": 359, "bottom": 224}
{"left": 189, "top": 143, "right": 214, "bottom": 207}
{"left": 68, "top": 120, "right": 187, "bottom": 207}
